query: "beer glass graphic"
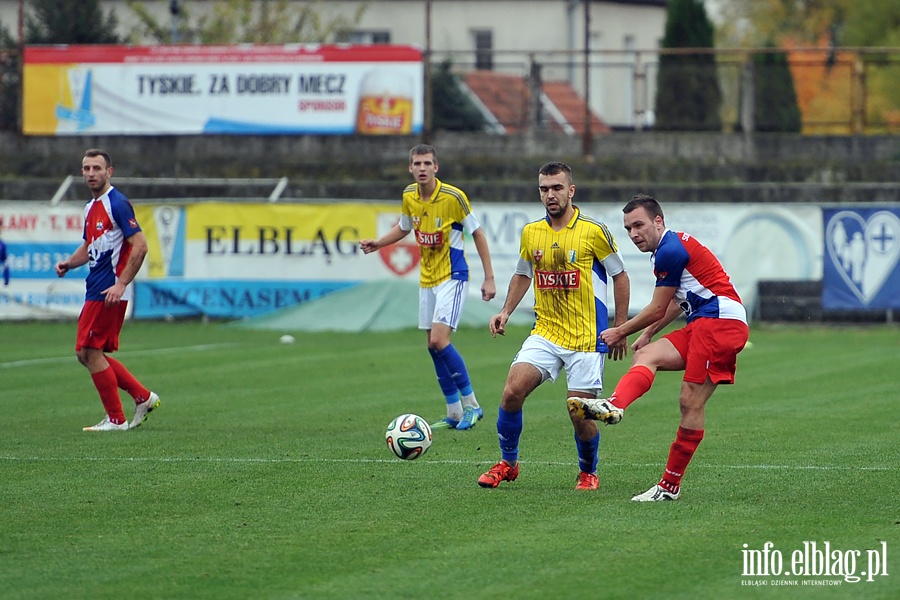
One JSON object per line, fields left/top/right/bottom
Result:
{"left": 355, "top": 68, "right": 414, "bottom": 135}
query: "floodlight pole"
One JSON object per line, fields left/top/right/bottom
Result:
{"left": 18, "top": 0, "right": 24, "bottom": 134}
{"left": 423, "top": 0, "right": 433, "bottom": 144}
{"left": 170, "top": 0, "right": 180, "bottom": 43}
{"left": 582, "top": 0, "right": 593, "bottom": 159}
{"left": 17, "top": 0, "right": 23, "bottom": 49}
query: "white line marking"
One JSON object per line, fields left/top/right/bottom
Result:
{"left": 0, "top": 455, "right": 893, "bottom": 471}
{"left": 0, "top": 343, "right": 237, "bottom": 369}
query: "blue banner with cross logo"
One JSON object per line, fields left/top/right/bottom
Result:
{"left": 822, "top": 207, "right": 900, "bottom": 309}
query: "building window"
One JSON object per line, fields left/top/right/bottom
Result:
{"left": 337, "top": 30, "right": 391, "bottom": 44}
{"left": 472, "top": 29, "right": 493, "bottom": 71}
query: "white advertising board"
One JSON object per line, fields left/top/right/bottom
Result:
{"left": 23, "top": 45, "right": 423, "bottom": 136}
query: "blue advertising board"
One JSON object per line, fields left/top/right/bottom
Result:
{"left": 822, "top": 207, "right": 900, "bottom": 309}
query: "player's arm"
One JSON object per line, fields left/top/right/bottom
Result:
{"left": 600, "top": 284, "right": 677, "bottom": 347}
{"left": 607, "top": 270, "right": 631, "bottom": 360}
{"left": 632, "top": 299, "right": 683, "bottom": 352}
{"left": 360, "top": 222, "right": 410, "bottom": 254}
{"left": 0, "top": 243, "right": 8, "bottom": 285}
{"left": 55, "top": 241, "right": 90, "bottom": 277}
{"left": 470, "top": 227, "right": 496, "bottom": 301}
{"left": 596, "top": 244, "right": 630, "bottom": 359}
{"left": 102, "top": 230, "right": 149, "bottom": 305}
{"left": 490, "top": 267, "right": 531, "bottom": 337}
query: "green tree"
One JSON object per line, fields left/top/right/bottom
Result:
{"left": 25, "top": 0, "right": 121, "bottom": 44}
{"left": 129, "top": 0, "right": 368, "bottom": 44}
{"left": 713, "top": 0, "right": 898, "bottom": 132}
{"left": 431, "top": 60, "right": 487, "bottom": 132}
{"left": 840, "top": 0, "right": 899, "bottom": 131}
{"left": 654, "top": 0, "right": 722, "bottom": 131}
{"left": 0, "top": 21, "right": 17, "bottom": 131}
{"left": 753, "top": 46, "right": 802, "bottom": 132}
{"left": 2, "top": 0, "right": 121, "bottom": 131}
{"left": 841, "top": 0, "right": 900, "bottom": 47}
{"left": 714, "top": 0, "right": 848, "bottom": 47}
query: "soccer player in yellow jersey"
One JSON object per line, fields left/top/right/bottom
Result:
{"left": 361, "top": 144, "right": 496, "bottom": 430}
{"left": 478, "top": 162, "right": 630, "bottom": 490}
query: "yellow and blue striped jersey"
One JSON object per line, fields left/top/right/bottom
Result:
{"left": 399, "top": 178, "right": 480, "bottom": 288}
{"left": 520, "top": 206, "right": 624, "bottom": 352}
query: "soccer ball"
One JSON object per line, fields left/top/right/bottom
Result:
{"left": 385, "top": 413, "right": 433, "bottom": 460}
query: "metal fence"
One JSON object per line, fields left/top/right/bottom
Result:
{"left": 1, "top": 46, "right": 897, "bottom": 135}
{"left": 433, "top": 47, "right": 899, "bottom": 136}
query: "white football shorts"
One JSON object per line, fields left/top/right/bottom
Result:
{"left": 512, "top": 334, "right": 605, "bottom": 396}
{"left": 419, "top": 278, "right": 469, "bottom": 330}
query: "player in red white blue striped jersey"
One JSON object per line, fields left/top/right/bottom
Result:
{"left": 55, "top": 149, "right": 159, "bottom": 432}
{"left": 570, "top": 193, "right": 749, "bottom": 501}
{"left": 0, "top": 220, "right": 9, "bottom": 286}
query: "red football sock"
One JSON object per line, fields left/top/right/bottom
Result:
{"left": 659, "top": 427, "right": 705, "bottom": 494}
{"left": 105, "top": 356, "right": 150, "bottom": 403}
{"left": 91, "top": 367, "right": 127, "bottom": 424}
{"left": 609, "top": 365, "right": 654, "bottom": 409}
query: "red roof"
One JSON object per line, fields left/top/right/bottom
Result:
{"left": 463, "top": 71, "right": 610, "bottom": 135}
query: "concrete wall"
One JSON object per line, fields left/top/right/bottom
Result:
{"left": 1, "top": 131, "right": 897, "bottom": 203}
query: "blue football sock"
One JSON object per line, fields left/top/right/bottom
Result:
{"left": 429, "top": 348, "right": 460, "bottom": 400}
{"left": 497, "top": 406, "right": 523, "bottom": 463}
{"left": 429, "top": 348, "right": 461, "bottom": 417}
{"left": 436, "top": 344, "right": 472, "bottom": 391}
{"left": 575, "top": 431, "right": 600, "bottom": 474}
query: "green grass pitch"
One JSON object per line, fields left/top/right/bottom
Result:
{"left": 0, "top": 320, "right": 897, "bottom": 599}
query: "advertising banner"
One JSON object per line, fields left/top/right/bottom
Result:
{"left": 1, "top": 200, "right": 829, "bottom": 322}
{"left": 473, "top": 202, "right": 824, "bottom": 318}
{"left": 0, "top": 203, "right": 88, "bottom": 318}
{"left": 822, "top": 207, "right": 900, "bottom": 309}
{"left": 22, "top": 44, "right": 424, "bottom": 136}
{"left": 132, "top": 201, "right": 400, "bottom": 319}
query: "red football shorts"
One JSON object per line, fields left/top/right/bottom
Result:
{"left": 663, "top": 317, "right": 749, "bottom": 385}
{"left": 75, "top": 300, "right": 128, "bottom": 352}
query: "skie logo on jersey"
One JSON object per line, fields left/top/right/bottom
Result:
{"left": 535, "top": 270, "right": 580, "bottom": 289}
{"left": 415, "top": 229, "right": 443, "bottom": 247}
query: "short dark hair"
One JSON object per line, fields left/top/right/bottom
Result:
{"left": 409, "top": 144, "right": 437, "bottom": 164}
{"left": 624, "top": 193, "right": 664, "bottom": 220}
{"left": 538, "top": 162, "right": 574, "bottom": 184}
{"left": 83, "top": 148, "right": 112, "bottom": 168}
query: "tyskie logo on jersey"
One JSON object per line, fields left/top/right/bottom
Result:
{"left": 415, "top": 229, "right": 443, "bottom": 247}
{"left": 535, "top": 269, "right": 581, "bottom": 290}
